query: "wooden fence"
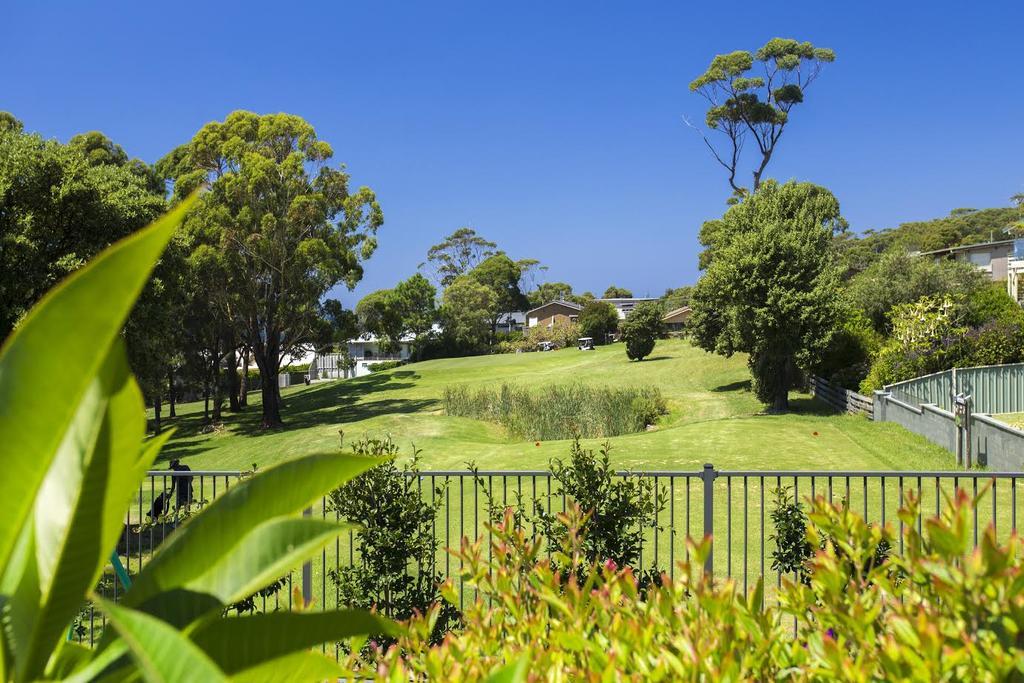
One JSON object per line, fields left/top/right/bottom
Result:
{"left": 809, "top": 375, "right": 874, "bottom": 418}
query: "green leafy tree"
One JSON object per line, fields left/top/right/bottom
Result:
{"left": 319, "top": 299, "right": 360, "bottom": 350}
{"left": 393, "top": 273, "right": 438, "bottom": 351}
{"left": 577, "top": 301, "right": 620, "bottom": 343}
{"left": 528, "top": 281, "right": 575, "bottom": 307}
{"left": 661, "top": 285, "right": 694, "bottom": 311}
{"left": 0, "top": 115, "right": 165, "bottom": 339}
{"left": 356, "top": 274, "right": 437, "bottom": 354}
{"left": 602, "top": 285, "right": 633, "bottom": 299}
{"left": 620, "top": 301, "right": 663, "bottom": 361}
{"left": 470, "top": 253, "right": 528, "bottom": 340}
{"left": 846, "top": 250, "right": 987, "bottom": 334}
{"left": 161, "top": 111, "right": 383, "bottom": 427}
{"left": 441, "top": 275, "right": 497, "bottom": 351}
{"left": 687, "top": 39, "right": 835, "bottom": 197}
{"left": 689, "top": 181, "right": 843, "bottom": 411}
{"left": 422, "top": 227, "right": 496, "bottom": 287}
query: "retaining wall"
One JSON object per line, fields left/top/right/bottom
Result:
{"left": 874, "top": 391, "right": 1024, "bottom": 469}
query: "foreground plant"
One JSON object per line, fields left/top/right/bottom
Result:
{"left": 0, "top": 199, "right": 394, "bottom": 682}
{"left": 364, "top": 492, "right": 1024, "bottom": 680}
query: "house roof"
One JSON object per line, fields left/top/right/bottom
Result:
{"left": 917, "top": 239, "right": 1016, "bottom": 257}
{"left": 598, "top": 297, "right": 657, "bottom": 303}
{"left": 663, "top": 306, "right": 692, "bottom": 321}
{"left": 526, "top": 299, "right": 582, "bottom": 316}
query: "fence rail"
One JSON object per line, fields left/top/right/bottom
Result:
{"left": 808, "top": 375, "right": 874, "bottom": 417}
{"left": 78, "top": 465, "right": 1024, "bottom": 648}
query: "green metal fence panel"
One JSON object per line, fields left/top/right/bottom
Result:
{"left": 958, "top": 364, "right": 1024, "bottom": 414}
{"left": 885, "top": 363, "right": 1024, "bottom": 415}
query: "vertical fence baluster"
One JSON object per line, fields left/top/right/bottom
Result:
{"left": 702, "top": 464, "right": 715, "bottom": 578}
{"left": 743, "top": 476, "right": 748, "bottom": 595}
{"left": 726, "top": 476, "right": 732, "bottom": 578}
{"left": 670, "top": 476, "right": 675, "bottom": 580}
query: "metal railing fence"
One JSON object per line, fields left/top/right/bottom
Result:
{"left": 78, "top": 466, "right": 1024, "bottom": 648}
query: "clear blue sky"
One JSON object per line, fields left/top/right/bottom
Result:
{"left": 4, "top": 1, "right": 1023, "bottom": 307}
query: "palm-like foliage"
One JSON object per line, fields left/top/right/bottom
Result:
{"left": 0, "top": 197, "right": 395, "bottom": 681}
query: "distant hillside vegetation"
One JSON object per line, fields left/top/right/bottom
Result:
{"left": 837, "top": 206, "right": 1022, "bottom": 277}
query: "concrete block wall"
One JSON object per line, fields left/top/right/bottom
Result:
{"left": 875, "top": 391, "right": 1024, "bottom": 469}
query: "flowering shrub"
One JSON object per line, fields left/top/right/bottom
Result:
{"left": 356, "top": 489, "right": 1024, "bottom": 681}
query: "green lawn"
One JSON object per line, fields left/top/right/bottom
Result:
{"left": 995, "top": 413, "right": 1024, "bottom": 431}
{"left": 155, "top": 338, "right": 952, "bottom": 473}
{"left": 124, "top": 341, "right": 981, "bottom": 610}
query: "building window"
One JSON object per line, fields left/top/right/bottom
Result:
{"left": 969, "top": 251, "right": 991, "bottom": 267}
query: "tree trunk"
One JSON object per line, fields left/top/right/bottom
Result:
{"left": 239, "top": 349, "right": 249, "bottom": 408}
{"left": 203, "top": 386, "right": 210, "bottom": 422}
{"left": 772, "top": 383, "right": 789, "bottom": 413}
{"left": 253, "top": 338, "right": 283, "bottom": 428}
{"left": 227, "top": 346, "right": 240, "bottom": 412}
{"left": 153, "top": 394, "right": 162, "bottom": 435}
{"left": 168, "top": 369, "right": 176, "bottom": 418}
{"left": 212, "top": 355, "right": 223, "bottom": 422}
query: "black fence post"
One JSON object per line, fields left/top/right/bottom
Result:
{"left": 302, "top": 506, "right": 312, "bottom": 607}
{"left": 702, "top": 463, "right": 717, "bottom": 577}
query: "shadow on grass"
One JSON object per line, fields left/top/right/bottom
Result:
{"left": 153, "top": 370, "right": 434, "bottom": 458}
{"left": 639, "top": 356, "right": 674, "bottom": 362}
{"left": 711, "top": 379, "right": 752, "bottom": 393}
{"left": 787, "top": 395, "right": 842, "bottom": 417}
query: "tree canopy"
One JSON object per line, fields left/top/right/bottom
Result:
{"left": 161, "top": 111, "right": 383, "bottom": 427}
{"left": 602, "top": 285, "right": 633, "bottom": 299}
{"left": 688, "top": 38, "right": 834, "bottom": 198}
{"left": 689, "top": 180, "right": 843, "bottom": 412}
{"left": 0, "top": 117, "right": 166, "bottom": 339}
{"left": 621, "top": 301, "right": 663, "bottom": 361}
{"left": 441, "top": 275, "right": 497, "bottom": 351}
{"left": 578, "top": 301, "right": 620, "bottom": 343}
{"left": 422, "top": 227, "right": 496, "bottom": 287}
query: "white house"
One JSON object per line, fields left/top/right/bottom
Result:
{"left": 310, "top": 324, "right": 442, "bottom": 379}
{"left": 598, "top": 297, "right": 658, "bottom": 319}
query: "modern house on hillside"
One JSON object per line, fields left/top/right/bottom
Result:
{"left": 919, "top": 239, "right": 1017, "bottom": 282}
{"left": 598, "top": 297, "right": 658, "bottom": 319}
{"left": 920, "top": 238, "right": 1024, "bottom": 305}
{"left": 526, "top": 300, "right": 582, "bottom": 328}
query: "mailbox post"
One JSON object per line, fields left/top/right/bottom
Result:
{"left": 953, "top": 393, "right": 972, "bottom": 469}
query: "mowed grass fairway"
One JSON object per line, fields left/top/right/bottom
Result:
{"left": 135, "top": 339, "right": 996, "bottom": 595}
{"left": 156, "top": 338, "right": 952, "bottom": 473}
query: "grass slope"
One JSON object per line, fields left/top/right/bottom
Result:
{"left": 157, "top": 339, "right": 952, "bottom": 473}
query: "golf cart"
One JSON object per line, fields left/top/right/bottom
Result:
{"left": 577, "top": 337, "right": 594, "bottom": 351}
{"left": 538, "top": 341, "right": 556, "bottom": 352}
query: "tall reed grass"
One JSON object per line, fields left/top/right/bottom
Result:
{"left": 442, "top": 383, "right": 667, "bottom": 440}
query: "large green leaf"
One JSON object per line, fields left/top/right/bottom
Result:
{"left": 190, "top": 610, "right": 397, "bottom": 674}
{"left": 125, "top": 453, "right": 384, "bottom": 610}
{"left": 97, "top": 599, "right": 226, "bottom": 683}
{"left": 0, "top": 196, "right": 195, "bottom": 574}
{"left": 17, "top": 342, "right": 161, "bottom": 680}
{"left": 183, "top": 518, "right": 354, "bottom": 605}
{"left": 230, "top": 651, "right": 345, "bottom": 683}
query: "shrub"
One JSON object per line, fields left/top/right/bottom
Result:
{"left": 577, "top": 301, "right": 620, "bottom": 342}
{"left": 368, "top": 359, "right": 404, "bottom": 372}
{"left": 327, "top": 437, "right": 458, "bottom": 647}
{"left": 442, "top": 383, "right": 667, "bottom": 440}
{"left": 535, "top": 439, "right": 663, "bottom": 575}
{"left": 364, "top": 490, "right": 1024, "bottom": 681}
{"left": 621, "top": 301, "right": 663, "bottom": 361}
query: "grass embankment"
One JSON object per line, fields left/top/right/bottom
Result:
{"left": 153, "top": 338, "right": 951, "bottom": 472}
